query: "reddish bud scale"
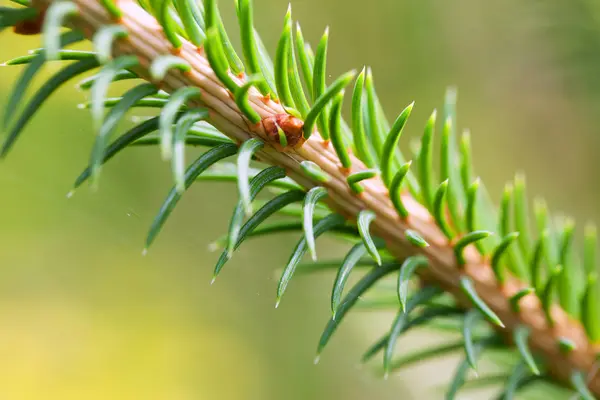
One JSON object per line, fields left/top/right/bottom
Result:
{"left": 262, "top": 114, "right": 305, "bottom": 150}
{"left": 13, "top": 8, "right": 46, "bottom": 36}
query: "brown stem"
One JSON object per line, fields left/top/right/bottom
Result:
{"left": 32, "top": 0, "right": 600, "bottom": 394}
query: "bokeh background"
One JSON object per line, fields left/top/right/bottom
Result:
{"left": 1, "top": 0, "right": 600, "bottom": 399}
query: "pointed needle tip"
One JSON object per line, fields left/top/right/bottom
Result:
{"left": 160, "top": 148, "right": 172, "bottom": 161}
{"left": 313, "top": 355, "right": 320, "bottom": 365}
{"left": 210, "top": 276, "right": 216, "bottom": 285}
{"left": 208, "top": 242, "right": 219, "bottom": 252}
{"left": 66, "top": 190, "right": 75, "bottom": 199}
{"left": 141, "top": 248, "right": 148, "bottom": 256}
{"left": 90, "top": 181, "right": 99, "bottom": 193}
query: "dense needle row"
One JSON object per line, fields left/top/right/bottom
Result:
{"left": 1, "top": 0, "right": 599, "bottom": 398}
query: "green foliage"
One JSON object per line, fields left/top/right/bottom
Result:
{"left": 159, "top": 86, "right": 201, "bottom": 159}
{"left": 90, "top": 83, "right": 159, "bottom": 186}
{"left": 460, "top": 276, "right": 504, "bottom": 328}
{"left": 149, "top": 55, "right": 191, "bottom": 81}
{"left": 396, "top": 256, "right": 427, "bottom": 313}
{"left": 346, "top": 168, "right": 379, "bottom": 194}
{"left": 572, "top": 371, "right": 596, "bottom": 400}
{"left": 237, "top": 0, "right": 270, "bottom": 96}
{"left": 405, "top": 229, "right": 430, "bottom": 248}
{"left": 173, "top": 109, "right": 210, "bottom": 191}
{"left": 277, "top": 213, "right": 346, "bottom": 307}
{"left": 492, "top": 232, "right": 520, "bottom": 284}
{"left": 513, "top": 325, "right": 540, "bottom": 376}
{"left": 316, "top": 263, "right": 399, "bottom": 360}
{"left": 446, "top": 338, "right": 491, "bottom": 400}
{"left": 357, "top": 210, "right": 381, "bottom": 266}
{"left": 510, "top": 287, "right": 535, "bottom": 313}
{"left": 351, "top": 68, "right": 375, "bottom": 168}
{"left": 236, "top": 137, "right": 264, "bottom": 215}
{"left": 0, "top": 5, "right": 37, "bottom": 31}
{"left": 2, "top": 32, "right": 83, "bottom": 129}
{"left": 381, "top": 102, "right": 413, "bottom": 186}
{"left": 3, "top": 57, "right": 99, "bottom": 157}
{"left": 274, "top": 6, "right": 295, "bottom": 110}
{"left": 330, "top": 240, "right": 384, "bottom": 317}
{"left": 302, "top": 186, "right": 328, "bottom": 260}
{"left": 454, "top": 231, "right": 493, "bottom": 265}
{"left": 389, "top": 161, "right": 411, "bottom": 218}
{"left": 418, "top": 110, "right": 437, "bottom": 211}
{"left": 43, "top": 1, "right": 78, "bottom": 60}
{"left": 299, "top": 161, "right": 329, "bottom": 182}
{"left": 329, "top": 92, "right": 350, "bottom": 169}
{"left": 93, "top": 25, "right": 128, "bottom": 64}
{"left": 541, "top": 265, "right": 562, "bottom": 326}
{"left": 213, "top": 189, "right": 305, "bottom": 279}
{"left": 235, "top": 74, "right": 262, "bottom": 123}
{"left": 1, "top": 0, "right": 599, "bottom": 398}
{"left": 462, "top": 309, "right": 483, "bottom": 370}
{"left": 303, "top": 69, "right": 355, "bottom": 140}
{"left": 434, "top": 179, "right": 453, "bottom": 239}
{"left": 500, "top": 361, "right": 534, "bottom": 400}
{"left": 144, "top": 143, "right": 238, "bottom": 252}
{"left": 383, "top": 286, "right": 442, "bottom": 377}
{"left": 226, "top": 165, "right": 286, "bottom": 256}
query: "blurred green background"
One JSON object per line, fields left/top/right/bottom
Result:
{"left": 1, "top": 0, "right": 600, "bottom": 399}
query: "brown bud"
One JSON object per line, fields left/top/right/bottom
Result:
{"left": 13, "top": 9, "right": 46, "bottom": 36}
{"left": 262, "top": 114, "right": 305, "bottom": 149}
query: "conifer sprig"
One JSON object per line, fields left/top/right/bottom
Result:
{"left": 1, "top": 0, "right": 599, "bottom": 397}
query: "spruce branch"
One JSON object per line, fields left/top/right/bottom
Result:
{"left": 2, "top": 0, "right": 600, "bottom": 397}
